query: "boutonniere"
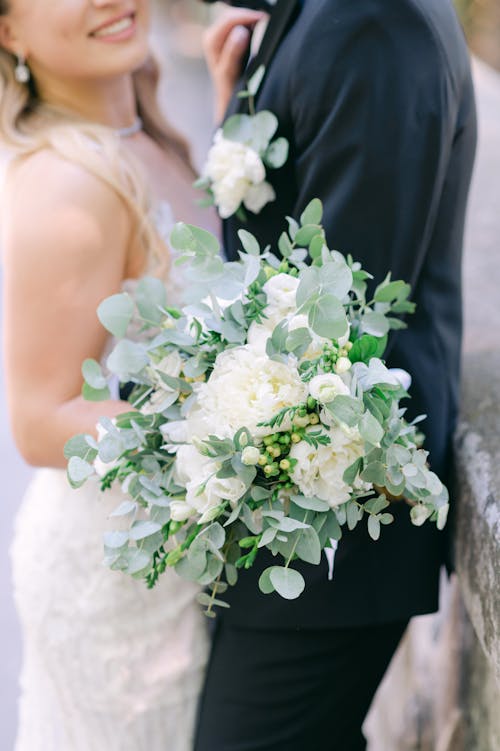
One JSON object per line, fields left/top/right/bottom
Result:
{"left": 196, "top": 66, "right": 289, "bottom": 221}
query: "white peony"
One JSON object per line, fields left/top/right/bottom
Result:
{"left": 204, "top": 131, "right": 275, "bottom": 219}
{"left": 289, "top": 426, "right": 366, "bottom": 507}
{"left": 187, "top": 345, "right": 308, "bottom": 439}
{"left": 243, "top": 181, "right": 276, "bottom": 214}
{"left": 160, "top": 420, "right": 189, "bottom": 444}
{"left": 308, "top": 373, "right": 351, "bottom": 404}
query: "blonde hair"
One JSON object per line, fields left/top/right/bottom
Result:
{"left": 0, "top": 7, "right": 192, "bottom": 267}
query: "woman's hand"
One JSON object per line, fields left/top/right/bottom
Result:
{"left": 203, "top": 8, "right": 267, "bottom": 123}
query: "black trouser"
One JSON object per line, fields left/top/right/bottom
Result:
{"left": 194, "top": 619, "right": 408, "bottom": 751}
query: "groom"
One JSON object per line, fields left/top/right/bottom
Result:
{"left": 195, "top": 1, "right": 476, "bottom": 749}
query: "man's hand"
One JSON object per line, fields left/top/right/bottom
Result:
{"left": 203, "top": 8, "right": 267, "bottom": 123}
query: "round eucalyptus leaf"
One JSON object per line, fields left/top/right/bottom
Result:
{"left": 258, "top": 566, "right": 278, "bottom": 595}
{"left": 129, "top": 520, "right": 162, "bottom": 541}
{"left": 308, "top": 294, "right": 348, "bottom": 339}
{"left": 126, "top": 549, "right": 152, "bottom": 576}
{"left": 67, "top": 456, "right": 94, "bottom": 488}
{"left": 97, "top": 293, "right": 134, "bottom": 338}
{"left": 269, "top": 567, "right": 305, "bottom": 600}
{"left": 300, "top": 198, "right": 323, "bottom": 227}
{"left": 107, "top": 340, "right": 148, "bottom": 378}
{"left": 82, "top": 359, "right": 107, "bottom": 390}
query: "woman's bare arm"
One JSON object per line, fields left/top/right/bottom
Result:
{"left": 2, "top": 150, "right": 138, "bottom": 468}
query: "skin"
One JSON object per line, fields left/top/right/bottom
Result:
{"left": 0, "top": 0, "right": 231, "bottom": 468}
{"left": 203, "top": 7, "right": 266, "bottom": 122}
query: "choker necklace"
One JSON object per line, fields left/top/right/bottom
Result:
{"left": 115, "top": 116, "right": 143, "bottom": 138}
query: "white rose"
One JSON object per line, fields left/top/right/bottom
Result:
{"left": 204, "top": 133, "right": 269, "bottom": 218}
{"left": 169, "top": 501, "right": 195, "bottom": 522}
{"left": 212, "top": 175, "right": 249, "bottom": 219}
{"left": 247, "top": 321, "right": 272, "bottom": 352}
{"left": 289, "top": 425, "right": 365, "bottom": 507}
{"left": 160, "top": 420, "right": 189, "bottom": 444}
{"left": 263, "top": 274, "right": 299, "bottom": 317}
{"left": 205, "top": 131, "right": 263, "bottom": 183}
{"left": 388, "top": 368, "right": 412, "bottom": 392}
{"left": 175, "top": 444, "right": 213, "bottom": 486}
{"left": 335, "top": 357, "right": 352, "bottom": 374}
{"left": 187, "top": 345, "right": 308, "bottom": 439}
{"left": 243, "top": 181, "right": 276, "bottom": 214}
{"left": 154, "top": 351, "right": 183, "bottom": 380}
{"left": 185, "top": 474, "right": 247, "bottom": 522}
{"left": 241, "top": 446, "right": 261, "bottom": 466}
{"left": 309, "top": 373, "right": 351, "bottom": 404}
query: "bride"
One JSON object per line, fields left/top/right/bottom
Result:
{"left": 0, "top": 0, "right": 261, "bottom": 748}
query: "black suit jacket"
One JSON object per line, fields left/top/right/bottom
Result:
{"left": 220, "top": 0, "right": 476, "bottom": 628}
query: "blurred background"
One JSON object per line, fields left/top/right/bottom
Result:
{"left": 1, "top": 1, "right": 499, "bottom": 749}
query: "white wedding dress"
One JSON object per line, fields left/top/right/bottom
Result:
{"left": 10, "top": 203, "right": 209, "bottom": 751}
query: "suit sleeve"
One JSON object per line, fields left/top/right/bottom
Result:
{"left": 289, "top": 4, "right": 456, "bottom": 288}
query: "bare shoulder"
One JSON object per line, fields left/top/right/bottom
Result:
{"left": 3, "top": 148, "right": 131, "bottom": 267}
{"left": 6, "top": 148, "right": 129, "bottom": 227}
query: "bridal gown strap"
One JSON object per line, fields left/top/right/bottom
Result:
{"left": 10, "top": 200, "right": 209, "bottom": 751}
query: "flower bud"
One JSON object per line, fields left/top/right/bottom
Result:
{"left": 335, "top": 357, "right": 352, "bottom": 374}
{"left": 241, "top": 446, "right": 261, "bottom": 466}
{"left": 293, "top": 414, "right": 310, "bottom": 428}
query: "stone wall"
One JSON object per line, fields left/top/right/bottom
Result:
{"left": 364, "top": 60, "right": 500, "bottom": 751}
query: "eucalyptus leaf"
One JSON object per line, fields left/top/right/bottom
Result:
{"left": 109, "top": 501, "right": 137, "bottom": 518}
{"left": 136, "top": 277, "right": 167, "bottom": 324}
{"left": 295, "top": 526, "right": 321, "bottom": 565}
{"left": 238, "top": 229, "right": 260, "bottom": 256}
{"left": 361, "top": 311, "right": 390, "bottom": 337}
{"left": 291, "top": 495, "right": 330, "bottom": 512}
{"left": 259, "top": 566, "right": 277, "bottom": 595}
{"left": 67, "top": 456, "right": 94, "bottom": 488}
{"left": 359, "top": 410, "right": 384, "bottom": 445}
{"left": 82, "top": 382, "right": 112, "bottom": 402}
{"left": 126, "top": 549, "right": 152, "bottom": 576}
{"left": 368, "top": 515, "right": 381, "bottom": 541}
{"left": 107, "top": 340, "right": 148, "bottom": 378}
{"left": 269, "top": 567, "right": 305, "bottom": 600}
{"left": 129, "top": 521, "right": 163, "bottom": 541}
{"left": 265, "top": 137, "right": 289, "bottom": 169}
{"left": 97, "top": 293, "right": 134, "bottom": 338}
{"left": 300, "top": 198, "right": 323, "bottom": 227}
{"left": 64, "top": 434, "right": 98, "bottom": 461}
{"left": 82, "top": 359, "right": 107, "bottom": 390}
{"left": 308, "top": 294, "right": 348, "bottom": 339}
{"left": 103, "top": 531, "right": 129, "bottom": 550}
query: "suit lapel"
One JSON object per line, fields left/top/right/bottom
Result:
{"left": 236, "top": 0, "right": 300, "bottom": 114}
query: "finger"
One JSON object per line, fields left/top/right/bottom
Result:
{"left": 203, "top": 9, "right": 265, "bottom": 60}
{"left": 218, "top": 24, "right": 251, "bottom": 78}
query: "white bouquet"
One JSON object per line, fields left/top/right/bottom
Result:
{"left": 66, "top": 199, "right": 449, "bottom": 615}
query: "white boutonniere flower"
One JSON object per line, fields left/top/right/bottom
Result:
{"left": 196, "top": 66, "right": 289, "bottom": 221}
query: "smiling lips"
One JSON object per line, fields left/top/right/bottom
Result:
{"left": 91, "top": 13, "right": 135, "bottom": 40}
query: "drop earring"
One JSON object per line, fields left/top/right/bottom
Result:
{"left": 14, "top": 54, "right": 30, "bottom": 84}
